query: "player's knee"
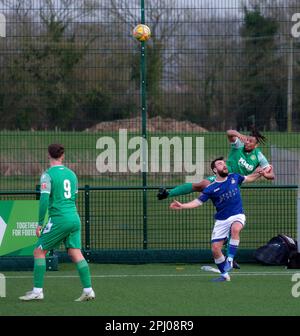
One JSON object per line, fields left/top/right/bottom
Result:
{"left": 67, "top": 248, "right": 76, "bottom": 257}
{"left": 68, "top": 248, "right": 83, "bottom": 262}
{"left": 211, "top": 244, "right": 222, "bottom": 257}
{"left": 231, "top": 223, "right": 243, "bottom": 237}
{"left": 231, "top": 228, "right": 242, "bottom": 237}
{"left": 34, "top": 247, "right": 46, "bottom": 258}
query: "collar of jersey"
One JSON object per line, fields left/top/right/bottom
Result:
{"left": 214, "top": 176, "right": 228, "bottom": 183}
{"left": 243, "top": 148, "right": 257, "bottom": 155}
{"left": 50, "top": 165, "right": 64, "bottom": 168}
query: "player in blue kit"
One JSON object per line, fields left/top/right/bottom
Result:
{"left": 170, "top": 157, "right": 267, "bottom": 281}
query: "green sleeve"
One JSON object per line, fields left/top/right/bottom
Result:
{"left": 257, "top": 151, "right": 270, "bottom": 169}
{"left": 206, "top": 175, "right": 216, "bottom": 183}
{"left": 38, "top": 193, "right": 49, "bottom": 226}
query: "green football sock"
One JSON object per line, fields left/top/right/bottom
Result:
{"left": 76, "top": 259, "right": 92, "bottom": 288}
{"left": 169, "top": 183, "right": 193, "bottom": 197}
{"left": 34, "top": 258, "right": 46, "bottom": 288}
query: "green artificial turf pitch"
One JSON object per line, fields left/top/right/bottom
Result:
{"left": 0, "top": 263, "right": 299, "bottom": 316}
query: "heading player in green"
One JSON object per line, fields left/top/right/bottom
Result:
{"left": 19, "top": 144, "right": 95, "bottom": 301}
{"left": 157, "top": 128, "right": 274, "bottom": 199}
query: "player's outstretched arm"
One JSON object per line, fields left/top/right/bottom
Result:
{"left": 170, "top": 199, "right": 202, "bottom": 210}
{"left": 243, "top": 171, "right": 262, "bottom": 183}
{"left": 227, "top": 129, "right": 248, "bottom": 144}
{"left": 157, "top": 180, "right": 210, "bottom": 200}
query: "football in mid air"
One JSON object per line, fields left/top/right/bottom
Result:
{"left": 133, "top": 24, "right": 151, "bottom": 42}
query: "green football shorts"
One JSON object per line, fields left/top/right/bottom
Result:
{"left": 36, "top": 214, "right": 81, "bottom": 251}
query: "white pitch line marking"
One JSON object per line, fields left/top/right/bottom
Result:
{"left": 3, "top": 272, "right": 297, "bottom": 279}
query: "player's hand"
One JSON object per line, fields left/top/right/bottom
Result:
{"left": 264, "top": 165, "right": 275, "bottom": 180}
{"left": 255, "top": 167, "right": 264, "bottom": 175}
{"left": 170, "top": 200, "right": 183, "bottom": 210}
{"left": 239, "top": 134, "right": 248, "bottom": 144}
{"left": 157, "top": 187, "right": 169, "bottom": 200}
{"left": 260, "top": 168, "right": 273, "bottom": 179}
{"left": 36, "top": 225, "right": 43, "bottom": 237}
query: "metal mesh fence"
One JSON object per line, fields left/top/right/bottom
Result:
{"left": 0, "top": 0, "right": 299, "bottom": 255}
{"left": 0, "top": 186, "right": 296, "bottom": 252}
{"left": 0, "top": 0, "right": 299, "bottom": 132}
{"left": 86, "top": 186, "right": 297, "bottom": 250}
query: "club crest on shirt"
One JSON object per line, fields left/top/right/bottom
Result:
{"left": 231, "top": 178, "right": 236, "bottom": 184}
{"left": 251, "top": 155, "right": 256, "bottom": 161}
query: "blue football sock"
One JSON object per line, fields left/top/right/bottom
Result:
{"left": 214, "top": 255, "right": 227, "bottom": 274}
{"left": 228, "top": 239, "right": 240, "bottom": 260}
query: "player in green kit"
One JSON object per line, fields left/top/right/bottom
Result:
{"left": 19, "top": 144, "right": 95, "bottom": 301}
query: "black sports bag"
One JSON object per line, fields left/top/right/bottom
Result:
{"left": 254, "top": 234, "right": 297, "bottom": 266}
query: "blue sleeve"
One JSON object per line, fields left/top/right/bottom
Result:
{"left": 237, "top": 174, "right": 245, "bottom": 185}
{"left": 198, "top": 191, "right": 210, "bottom": 203}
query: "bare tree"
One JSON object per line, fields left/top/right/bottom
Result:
{"left": 0, "top": 0, "right": 103, "bottom": 129}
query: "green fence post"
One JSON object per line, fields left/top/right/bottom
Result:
{"left": 141, "top": 0, "right": 148, "bottom": 250}
{"left": 84, "top": 185, "right": 91, "bottom": 262}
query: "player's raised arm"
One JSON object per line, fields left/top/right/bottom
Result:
{"left": 170, "top": 199, "right": 203, "bottom": 210}
{"left": 256, "top": 150, "right": 275, "bottom": 180}
{"left": 226, "top": 129, "right": 248, "bottom": 144}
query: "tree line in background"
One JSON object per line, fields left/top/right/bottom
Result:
{"left": 0, "top": 0, "right": 299, "bottom": 131}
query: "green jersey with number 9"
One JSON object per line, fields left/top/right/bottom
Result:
{"left": 40, "top": 165, "right": 78, "bottom": 218}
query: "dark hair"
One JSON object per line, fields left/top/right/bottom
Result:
{"left": 210, "top": 156, "right": 224, "bottom": 171}
{"left": 48, "top": 144, "right": 64, "bottom": 159}
{"left": 249, "top": 127, "right": 267, "bottom": 145}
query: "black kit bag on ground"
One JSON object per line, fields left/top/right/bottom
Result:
{"left": 287, "top": 250, "right": 300, "bottom": 269}
{"left": 254, "top": 234, "right": 297, "bottom": 266}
